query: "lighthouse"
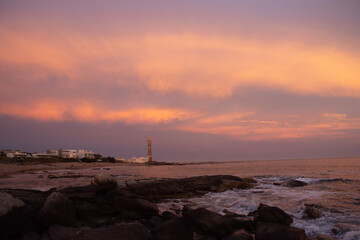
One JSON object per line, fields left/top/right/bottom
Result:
{"left": 147, "top": 136, "right": 153, "bottom": 162}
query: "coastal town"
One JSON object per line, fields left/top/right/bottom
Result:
{"left": 0, "top": 137, "right": 154, "bottom": 164}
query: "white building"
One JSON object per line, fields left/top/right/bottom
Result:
{"left": 77, "top": 149, "right": 94, "bottom": 159}
{"left": 58, "top": 149, "right": 77, "bottom": 158}
{"left": 32, "top": 153, "right": 52, "bottom": 158}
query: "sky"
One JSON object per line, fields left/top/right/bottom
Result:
{"left": 0, "top": 0, "right": 360, "bottom": 161}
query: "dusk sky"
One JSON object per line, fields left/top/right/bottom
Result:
{"left": 1, "top": 1, "right": 360, "bottom": 161}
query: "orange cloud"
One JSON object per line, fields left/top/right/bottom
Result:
{"left": 0, "top": 101, "right": 198, "bottom": 124}
{"left": 1, "top": 29, "right": 360, "bottom": 98}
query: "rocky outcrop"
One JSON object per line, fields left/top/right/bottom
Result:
{"left": 125, "top": 175, "right": 256, "bottom": 200}
{"left": 223, "top": 229, "right": 254, "bottom": 240}
{"left": 255, "top": 203, "right": 293, "bottom": 226}
{"left": 255, "top": 221, "right": 306, "bottom": 240}
{"left": 47, "top": 222, "right": 153, "bottom": 240}
{"left": 39, "top": 192, "right": 78, "bottom": 227}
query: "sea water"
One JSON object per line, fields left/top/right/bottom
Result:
{"left": 1, "top": 158, "right": 359, "bottom": 239}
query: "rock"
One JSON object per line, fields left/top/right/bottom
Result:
{"left": 113, "top": 197, "right": 159, "bottom": 218}
{"left": 161, "top": 211, "right": 177, "bottom": 220}
{"left": 303, "top": 204, "right": 324, "bottom": 219}
{"left": 284, "top": 180, "right": 308, "bottom": 187}
{"left": 256, "top": 203, "right": 293, "bottom": 226}
{"left": 125, "top": 175, "right": 255, "bottom": 200}
{"left": 182, "top": 206, "right": 234, "bottom": 238}
{"left": 91, "top": 174, "right": 118, "bottom": 191}
{"left": 231, "top": 217, "right": 256, "bottom": 233}
{"left": 76, "top": 203, "right": 113, "bottom": 228}
{"left": 47, "top": 221, "right": 153, "bottom": 240}
{"left": 152, "top": 219, "right": 193, "bottom": 240}
{"left": 0, "top": 192, "right": 26, "bottom": 238}
{"left": 21, "top": 232, "right": 40, "bottom": 240}
{"left": 0, "top": 192, "right": 25, "bottom": 216}
{"left": 222, "top": 229, "right": 253, "bottom": 240}
{"left": 39, "top": 192, "right": 78, "bottom": 227}
{"left": 316, "top": 234, "right": 338, "bottom": 240}
{"left": 255, "top": 221, "right": 306, "bottom": 240}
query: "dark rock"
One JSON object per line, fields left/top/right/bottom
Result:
{"left": 223, "top": 209, "right": 247, "bottom": 218}
{"left": 247, "top": 210, "right": 257, "bottom": 217}
{"left": 91, "top": 174, "right": 118, "bottom": 191}
{"left": 113, "top": 197, "right": 159, "bottom": 218}
{"left": 39, "top": 192, "right": 78, "bottom": 227}
{"left": 162, "top": 211, "right": 177, "bottom": 219}
{"left": 256, "top": 203, "right": 293, "bottom": 226}
{"left": 255, "top": 221, "right": 306, "bottom": 240}
{"left": 76, "top": 203, "right": 113, "bottom": 227}
{"left": 140, "top": 215, "right": 166, "bottom": 230}
{"left": 222, "top": 229, "right": 253, "bottom": 240}
{"left": 47, "top": 221, "right": 153, "bottom": 240}
{"left": 303, "top": 204, "right": 324, "bottom": 219}
{"left": 21, "top": 232, "right": 40, "bottom": 240}
{"left": 182, "top": 206, "right": 234, "bottom": 238}
{"left": 231, "top": 217, "right": 256, "bottom": 233}
{"left": 284, "top": 180, "right": 308, "bottom": 187}
{"left": 126, "top": 175, "right": 255, "bottom": 200}
{"left": 316, "top": 234, "right": 338, "bottom": 240}
{"left": 152, "top": 219, "right": 193, "bottom": 240}
{"left": 0, "top": 192, "right": 26, "bottom": 238}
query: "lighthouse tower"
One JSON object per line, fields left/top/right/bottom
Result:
{"left": 147, "top": 136, "right": 153, "bottom": 162}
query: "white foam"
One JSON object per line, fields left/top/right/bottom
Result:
{"left": 343, "top": 231, "right": 360, "bottom": 240}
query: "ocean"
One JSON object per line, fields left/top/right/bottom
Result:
{"left": 1, "top": 158, "right": 359, "bottom": 239}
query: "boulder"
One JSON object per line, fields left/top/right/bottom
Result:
{"left": 0, "top": 192, "right": 26, "bottom": 238}
{"left": 47, "top": 221, "right": 153, "bottom": 240}
{"left": 39, "top": 192, "right": 78, "bottom": 227}
{"left": 231, "top": 217, "right": 256, "bottom": 233}
{"left": 255, "top": 221, "right": 306, "bottom": 240}
{"left": 152, "top": 219, "right": 193, "bottom": 240}
{"left": 182, "top": 206, "right": 234, "bottom": 238}
{"left": 0, "top": 192, "right": 25, "bottom": 216}
{"left": 222, "top": 229, "right": 253, "bottom": 240}
{"left": 316, "top": 234, "right": 338, "bottom": 240}
{"left": 76, "top": 203, "right": 113, "bottom": 227}
{"left": 113, "top": 197, "right": 159, "bottom": 218}
{"left": 256, "top": 203, "right": 293, "bottom": 226}
{"left": 91, "top": 174, "right": 118, "bottom": 191}
{"left": 284, "top": 180, "right": 308, "bottom": 187}
{"left": 303, "top": 204, "right": 324, "bottom": 219}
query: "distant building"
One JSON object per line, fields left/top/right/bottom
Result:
{"left": 126, "top": 157, "right": 150, "bottom": 164}
{"left": 46, "top": 150, "right": 59, "bottom": 157}
{"left": 58, "top": 149, "right": 77, "bottom": 158}
{"left": 32, "top": 153, "right": 52, "bottom": 158}
{"left": 77, "top": 149, "right": 94, "bottom": 159}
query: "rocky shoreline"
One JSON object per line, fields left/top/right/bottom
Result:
{"left": 0, "top": 175, "right": 336, "bottom": 240}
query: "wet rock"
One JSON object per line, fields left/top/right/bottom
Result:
{"left": 91, "top": 174, "right": 118, "bottom": 191}
{"left": 182, "top": 206, "right": 234, "bottom": 238}
{"left": 255, "top": 221, "right": 306, "bottom": 240}
{"left": 39, "top": 192, "right": 78, "bottom": 227}
{"left": 222, "top": 229, "right": 253, "bottom": 240}
{"left": 152, "top": 219, "right": 193, "bottom": 240}
{"left": 113, "top": 197, "right": 159, "bottom": 218}
{"left": 303, "top": 204, "right": 324, "bottom": 219}
{"left": 256, "top": 203, "right": 293, "bottom": 226}
{"left": 47, "top": 221, "right": 153, "bottom": 240}
{"left": 223, "top": 209, "right": 247, "bottom": 218}
{"left": 284, "top": 180, "right": 308, "bottom": 187}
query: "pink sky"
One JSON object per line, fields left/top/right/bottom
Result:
{"left": 1, "top": 1, "right": 360, "bottom": 161}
